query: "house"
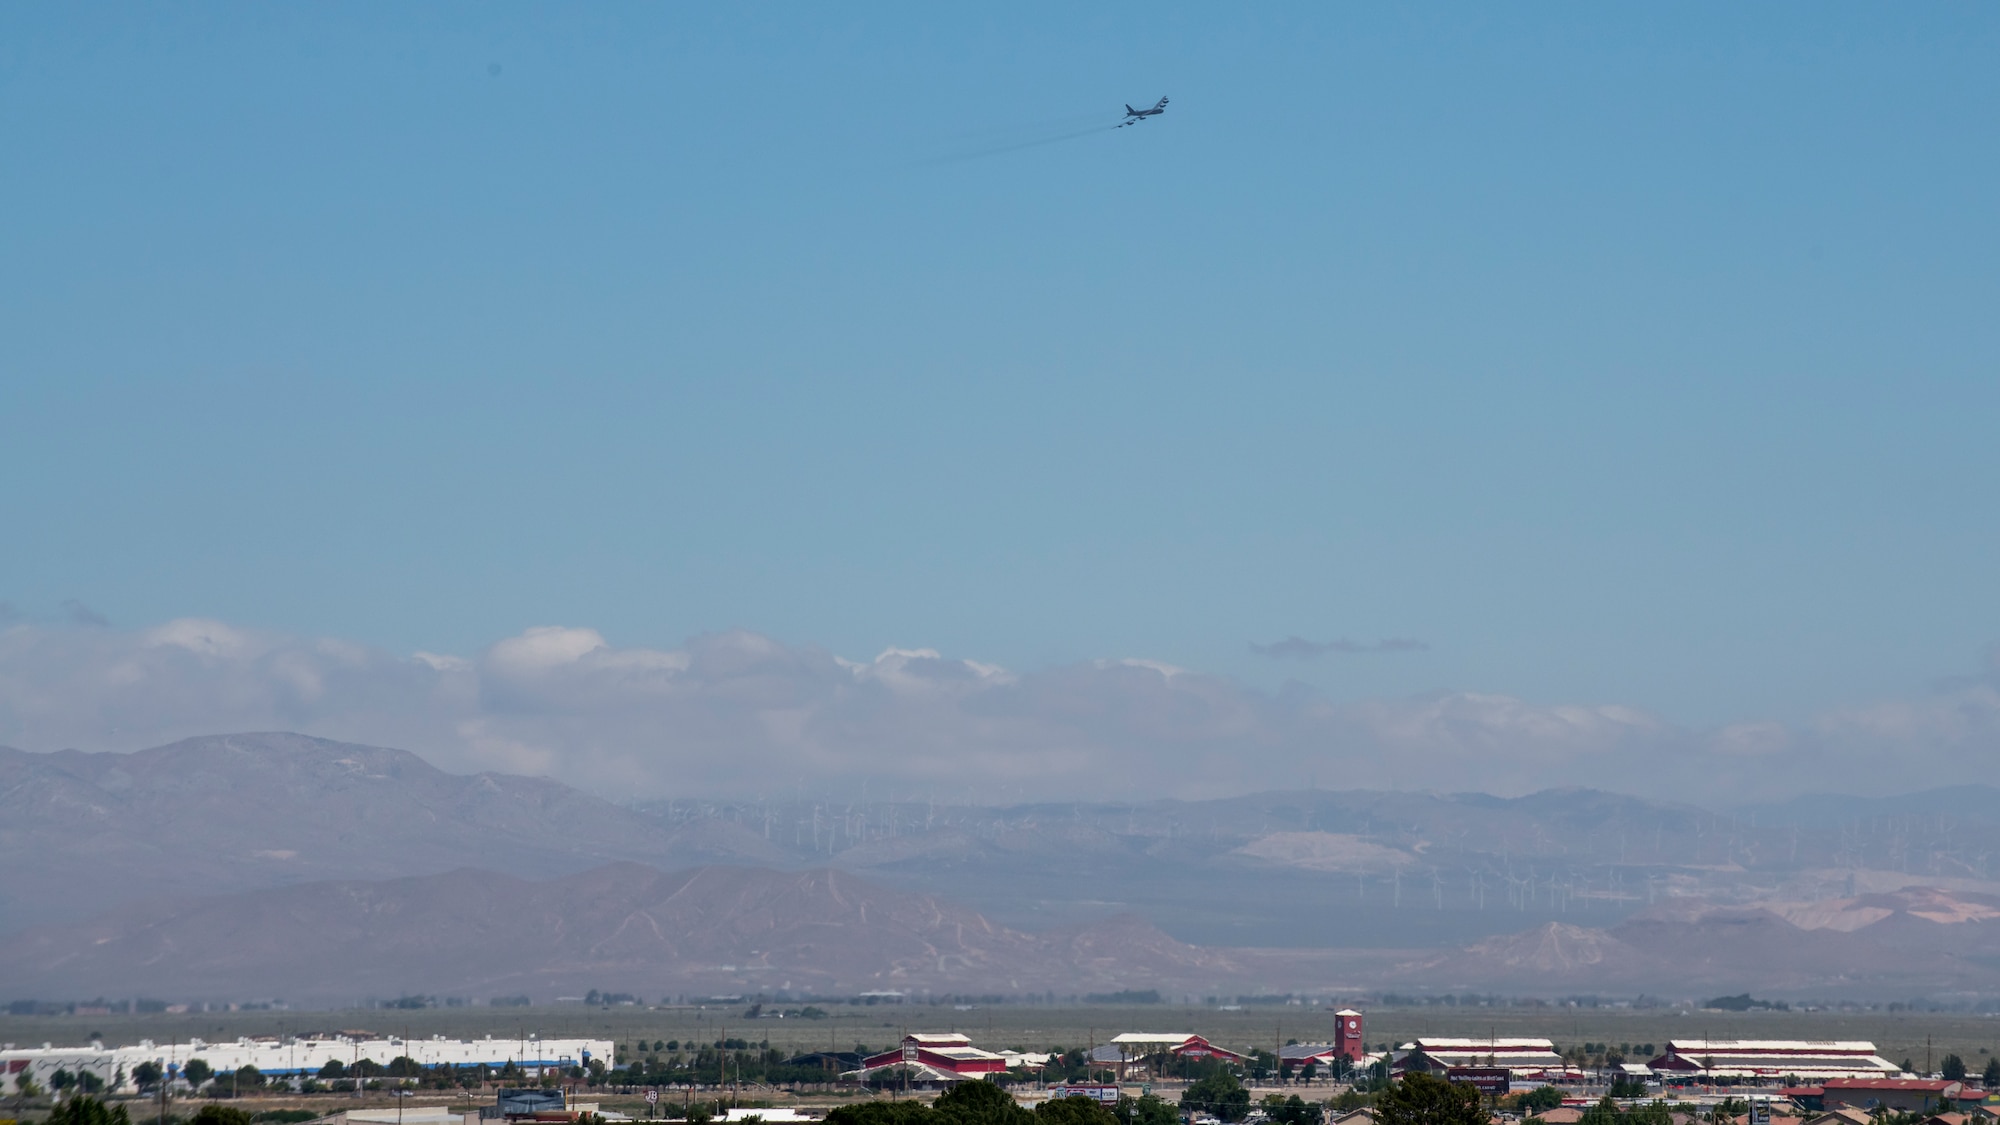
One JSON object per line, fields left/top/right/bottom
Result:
{"left": 1822, "top": 1079, "right": 1963, "bottom": 1114}
{"left": 1797, "top": 1108, "right": 1872, "bottom": 1125}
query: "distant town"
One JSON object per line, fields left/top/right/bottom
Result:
{"left": 7, "top": 1006, "right": 1996, "bottom": 1125}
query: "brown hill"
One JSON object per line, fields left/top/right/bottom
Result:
{"left": 0, "top": 733, "right": 752, "bottom": 933}
{"left": 0, "top": 863, "right": 1274, "bottom": 1003}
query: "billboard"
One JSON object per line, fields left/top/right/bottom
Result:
{"left": 1446, "top": 1067, "right": 1512, "bottom": 1096}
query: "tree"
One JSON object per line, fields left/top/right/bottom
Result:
{"left": 15, "top": 1070, "right": 44, "bottom": 1099}
{"left": 317, "top": 1060, "right": 346, "bottom": 1080}
{"left": 935, "top": 1079, "right": 1035, "bottom": 1125}
{"left": 1941, "top": 1055, "right": 1967, "bottom": 1082}
{"left": 131, "top": 1062, "right": 164, "bottom": 1090}
{"left": 1627, "top": 1103, "right": 1675, "bottom": 1125}
{"left": 76, "top": 1071, "right": 105, "bottom": 1094}
{"left": 1579, "top": 1097, "right": 1621, "bottom": 1125}
{"left": 1609, "top": 1076, "right": 1648, "bottom": 1098}
{"left": 1036, "top": 1096, "right": 1119, "bottom": 1125}
{"left": 184, "top": 1059, "right": 214, "bottom": 1089}
{"left": 51, "top": 1069, "right": 76, "bottom": 1092}
{"left": 1513, "top": 1087, "right": 1564, "bottom": 1115}
{"left": 1374, "top": 1073, "right": 1489, "bottom": 1125}
{"left": 825, "top": 1103, "right": 939, "bottom": 1125}
{"left": 1181, "top": 1072, "right": 1252, "bottom": 1123}
{"left": 1983, "top": 1056, "right": 2000, "bottom": 1088}
{"left": 48, "top": 1096, "right": 133, "bottom": 1125}
{"left": 1261, "top": 1095, "right": 1325, "bottom": 1125}
{"left": 1115, "top": 1095, "right": 1180, "bottom": 1125}
{"left": 190, "top": 1106, "right": 254, "bottom": 1125}
{"left": 387, "top": 1057, "right": 425, "bottom": 1079}
{"left": 233, "top": 1064, "right": 266, "bottom": 1090}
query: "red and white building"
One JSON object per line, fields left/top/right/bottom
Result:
{"left": 1393, "top": 1038, "right": 1575, "bottom": 1083}
{"left": 1282, "top": 1010, "right": 1373, "bottom": 1074}
{"left": 847, "top": 1034, "right": 1009, "bottom": 1085}
{"left": 1647, "top": 1041, "right": 1901, "bottom": 1082}
{"left": 1090, "top": 1034, "right": 1247, "bottom": 1076}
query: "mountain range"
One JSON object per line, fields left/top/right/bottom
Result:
{"left": 7, "top": 731, "right": 2000, "bottom": 1002}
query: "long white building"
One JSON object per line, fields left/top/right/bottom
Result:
{"left": 0, "top": 1034, "right": 614, "bottom": 1094}
{"left": 1646, "top": 1040, "right": 1900, "bottom": 1081}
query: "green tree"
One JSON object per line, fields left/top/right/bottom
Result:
{"left": 387, "top": 1057, "right": 424, "bottom": 1079}
{"left": 1984, "top": 1057, "right": 2000, "bottom": 1088}
{"left": 1941, "top": 1055, "right": 1967, "bottom": 1082}
{"left": 48, "top": 1096, "right": 133, "bottom": 1125}
{"left": 1375, "top": 1073, "right": 1488, "bottom": 1125}
{"left": 51, "top": 1069, "right": 76, "bottom": 1092}
{"left": 184, "top": 1059, "right": 215, "bottom": 1089}
{"left": 190, "top": 1106, "right": 254, "bottom": 1125}
{"left": 1036, "top": 1096, "right": 1118, "bottom": 1125}
{"left": 1182, "top": 1072, "right": 1252, "bottom": 1124}
{"left": 824, "top": 1103, "right": 940, "bottom": 1125}
{"left": 1608, "top": 1076, "right": 1648, "bottom": 1099}
{"left": 1579, "top": 1097, "right": 1620, "bottom": 1125}
{"left": 75, "top": 1071, "right": 105, "bottom": 1094}
{"left": 233, "top": 1064, "right": 266, "bottom": 1090}
{"left": 131, "top": 1062, "right": 164, "bottom": 1090}
{"left": 1115, "top": 1095, "right": 1180, "bottom": 1125}
{"left": 935, "top": 1079, "right": 1034, "bottom": 1125}
{"left": 1261, "top": 1095, "right": 1324, "bottom": 1125}
{"left": 1512, "top": 1088, "right": 1564, "bottom": 1115}
{"left": 317, "top": 1060, "right": 346, "bottom": 1080}
{"left": 1627, "top": 1103, "right": 1676, "bottom": 1125}
{"left": 15, "top": 1070, "right": 45, "bottom": 1098}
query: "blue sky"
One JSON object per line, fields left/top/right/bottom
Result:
{"left": 3, "top": 3, "right": 1997, "bottom": 774}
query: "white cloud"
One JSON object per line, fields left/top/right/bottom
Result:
{"left": 0, "top": 617, "right": 1994, "bottom": 802}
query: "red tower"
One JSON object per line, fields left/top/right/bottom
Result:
{"left": 1332, "top": 1008, "right": 1365, "bottom": 1063}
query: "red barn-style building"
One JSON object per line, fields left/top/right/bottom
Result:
{"left": 851, "top": 1034, "right": 1008, "bottom": 1084}
{"left": 1091, "top": 1034, "right": 1247, "bottom": 1076}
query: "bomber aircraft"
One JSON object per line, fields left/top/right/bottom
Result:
{"left": 1118, "top": 96, "right": 1169, "bottom": 126}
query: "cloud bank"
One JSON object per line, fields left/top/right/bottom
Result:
{"left": 0, "top": 619, "right": 1994, "bottom": 802}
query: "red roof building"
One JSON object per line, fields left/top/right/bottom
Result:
{"left": 850, "top": 1034, "right": 1008, "bottom": 1084}
{"left": 1649, "top": 1041, "right": 1901, "bottom": 1082}
{"left": 1823, "top": 1079, "right": 1963, "bottom": 1114}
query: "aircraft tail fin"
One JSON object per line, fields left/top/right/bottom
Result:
{"left": 1125, "top": 104, "right": 1137, "bottom": 115}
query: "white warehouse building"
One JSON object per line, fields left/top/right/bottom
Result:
{"left": 1, "top": 1034, "right": 614, "bottom": 1095}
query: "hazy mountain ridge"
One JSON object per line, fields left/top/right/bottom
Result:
{"left": 0, "top": 733, "right": 720, "bottom": 932}
{"left": 10, "top": 732, "right": 2000, "bottom": 1000}
{"left": 0, "top": 863, "right": 1297, "bottom": 1002}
